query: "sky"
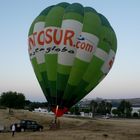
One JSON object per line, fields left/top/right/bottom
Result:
{"left": 0, "top": 0, "right": 140, "bottom": 102}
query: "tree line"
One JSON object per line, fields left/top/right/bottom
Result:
{"left": 0, "top": 91, "right": 48, "bottom": 111}
{"left": 0, "top": 91, "right": 140, "bottom": 118}
{"left": 70, "top": 100, "right": 140, "bottom": 118}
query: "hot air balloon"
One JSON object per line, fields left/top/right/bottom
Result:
{"left": 28, "top": 2, "right": 117, "bottom": 117}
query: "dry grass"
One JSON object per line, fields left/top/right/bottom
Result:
{"left": 0, "top": 109, "right": 140, "bottom": 140}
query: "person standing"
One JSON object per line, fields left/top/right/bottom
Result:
{"left": 11, "top": 124, "right": 16, "bottom": 136}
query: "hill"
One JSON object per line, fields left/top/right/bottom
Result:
{"left": 82, "top": 98, "right": 140, "bottom": 107}
{"left": 106, "top": 98, "right": 140, "bottom": 107}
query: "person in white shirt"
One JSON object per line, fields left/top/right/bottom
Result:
{"left": 11, "top": 124, "right": 16, "bottom": 136}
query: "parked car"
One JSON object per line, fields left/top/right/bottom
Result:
{"left": 10, "top": 120, "right": 43, "bottom": 132}
{"left": 102, "top": 115, "right": 110, "bottom": 119}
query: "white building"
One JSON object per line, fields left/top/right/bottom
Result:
{"left": 34, "top": 107, "right": 48, "bottom": 113}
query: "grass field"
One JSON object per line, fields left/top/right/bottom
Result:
{"left": 0, "top": 109, "right": 140, "bottom": 140}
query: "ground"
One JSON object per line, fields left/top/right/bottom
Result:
{"left": 0, "top": 109, "right": 140, "bottom": 140}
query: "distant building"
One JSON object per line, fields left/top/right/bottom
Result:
{"left": 80, "top": 112, "right": 92, "bottom": 118}
{"left": 78, "top": 99, "right": 91, "bottom": 109}
{"left": 34, "top": 107, "right": 48, "bottom": 113}
{"left": 132, "top": 107, "right": 140, "bottom": 114}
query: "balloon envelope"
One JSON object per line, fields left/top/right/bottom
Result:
{"left": 28, "top": 2, "right": 117, "bottom": 117}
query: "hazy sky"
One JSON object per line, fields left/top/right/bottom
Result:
{"left": 0, "top": 0, "right": 140, "bottom": 101}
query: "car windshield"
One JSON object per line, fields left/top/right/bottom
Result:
{"left": 20, "top": 120, "right": 25, "bottom": 123}
{"left": 32, "top": 121, "right": 37, "bottom": 124}
{"left": 20, "top": 120, "right": 37, "bottom": 125}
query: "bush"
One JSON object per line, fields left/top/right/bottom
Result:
{"left": 0, "top": 106, "right": 6, "bottom": 109}
{"left": 0, "top": 91, "right": 25, "bottom": 109}
{"left": 133, "top": 112, "right": 139, "bottom": 118}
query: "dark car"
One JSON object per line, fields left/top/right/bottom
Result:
{"left": 11, "top": 120, "right": 43, "bottom": 132}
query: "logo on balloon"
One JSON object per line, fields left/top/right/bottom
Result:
{"left": 28, "top": 27, "right": 95, "bottom": 57}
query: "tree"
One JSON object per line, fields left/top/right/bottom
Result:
{"left": 69, "top": 105, "right": 80, "bottom": 115}
{"left": 90, "top": 100, "right": 98, "bottom": 118}
{"left": 133, "top": 112, "right": 139, "bottom": 118}
{"left": 105, "top": 102, "right": 112, "bottom": 114}
{"left": 25, "top": 100, "right": 31, "bottom": 106}
{"left": 138, "top": 109, "right": 140, "bottom": 117}
{"left": 112, "top": 109, "right": 119, "bottom": 116}
{"left": 117, "top": 100, "right": 132, "bottom": 117}
{"left": 69, "top": 106, "right": 75, "bottom": 114}
{"left": 95, "top": 101, "right": 112, "bottom": 115}
{"left": 97, "top": 101, "right": 106, "bottom": 115}
{"left": 0, "top": 91, "right": 25, "bottom": 111}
